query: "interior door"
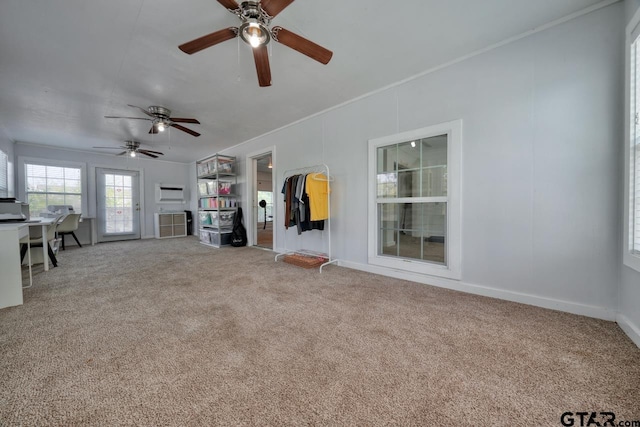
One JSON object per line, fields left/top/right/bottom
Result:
{"left": 96, "top": 168, "right": 141, "bottom": 242}
{"left": 253, "top": 153, "right": 273, "bottom": 249}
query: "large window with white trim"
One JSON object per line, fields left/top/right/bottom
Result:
{"left": 368, "top": 120, "right": 462, "bottom": 279}
{"left": 626, "top": 17, "right": 640, "bottom": 272}
{"left": 23, "top": 161, "right": 85, "bottom": 217}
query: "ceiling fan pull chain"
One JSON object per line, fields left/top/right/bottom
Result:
{"left": 237, "top": 35, "right": 242, "bottom": 82}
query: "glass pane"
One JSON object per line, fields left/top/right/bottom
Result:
{"left": 104, "top": 174, "right": 134, "bottom": 235}
{"left": 421, "top": 203, "right": 447, "bottom": 265}
{"left": 380, "top": 229, "right": 398, "bottom": 257}
{"left": 27, "top": 164, "right": 46, "bottom": 178}
{"left": 398, "top": 170, "right": 419, "bottom": 197}
{"left": 379, "top": 203, "right": 399, "bottom": 229}
{"left": 46, "top": 194, "right": 64, "bottom": 207}
{"left": 379, "top": 203, "right": 399, "bottom": 257}
{"left": 27, "top": 177, "right": 47, "bottom": 192}
{"left": 27, "top": 193, "right": 47, "bottom": 217}
{"left": 377, "top": 202, "right": 447, "bottom": 266}
{"left": 422, "top": 166, "right": 447, "bottom": 197}
{"left": 376, "top": 172, "right": 397, "bottom": 198}
{"left": 47, "top": 178, "right": 65, "bottom": 193}
{"left": 47, "top": 166, "right": 64, "bottom": 179}
{"left": 64, "top": 168, "right": 81, "bottom": 180}
{"left": 65, "top": 195, "right": 82, "bottom": 213}
{"left": 397, "top": 141, "right": 420, "bottom": 170}
{"left": 65, "top": 179, "right": 81, "bottom": 194}
{"left": 422, "top": 135, "right": 448, "bottom": 197}
{"left": 377, "top": 146, "right": 397, "bottom": 173}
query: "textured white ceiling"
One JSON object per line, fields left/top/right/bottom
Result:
{"left": 0, "top": 0, "right": 608, "bottom": 163}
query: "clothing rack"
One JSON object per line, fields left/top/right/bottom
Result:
{"left": 274, "top": 163, "right": 339, "bottom": 272}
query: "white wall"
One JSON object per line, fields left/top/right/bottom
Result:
{"left": 257, "top": 171, "right": 272, "bottom": 192}
{"left": 206, "top": 3, "right": 624, "bottom": 320}
{"left": 14, "top": 143, "right": 191, "bottom": 239}
{"left": 618, "top": 0, "right": 640, "bottom": 347}
{"left": 0, "top": 129, "right": 15, "bottom": 197}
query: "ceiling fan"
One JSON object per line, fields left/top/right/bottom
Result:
{"left": 105, "top": 105, "right": 201, "bottom": 137}
{"left": 93, "top": 140, "right": 164, "bottom": 159}
{"left": 179, "top": 0, "right": 333, "bottom": 87}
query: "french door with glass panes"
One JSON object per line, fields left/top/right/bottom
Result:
{"left": 96, "top": 168, "right": 141, "bottom": 242}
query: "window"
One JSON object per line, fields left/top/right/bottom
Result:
{"left": 24, "top": 161, "right": 84, "bottom": 217}
{"left": 368, "top": 120, "right": 462, "bottom": 279}
{"left": 626, "top": 14, "right": 640, "bottom": 272}
{"left": 0, "top": 149, "right": 7, "bottom": 198}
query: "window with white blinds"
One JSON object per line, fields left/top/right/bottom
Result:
{"left": 631, "top": 35, "right": 640, "bottom": 256}
{"left": 0, "top": 149, "right": 8, "bottom": 198}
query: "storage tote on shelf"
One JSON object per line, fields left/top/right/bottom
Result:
{"left": 199, "top": 154, "right": 234, "bottom": 177}
{"left": 199, "top": 228, "right": 232, "bottom": 247}
{"left": 210, "top": 211, "right": 234, "bottom": 228}
{"left": 199, "top": 211, "right": 212, "bottom": 225}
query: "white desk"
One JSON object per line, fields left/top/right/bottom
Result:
{"left": 27, "top": 217, "right": 56, "bottom": 271}
{"left": 0, "top": 222, "right": 29, "bottom": 309}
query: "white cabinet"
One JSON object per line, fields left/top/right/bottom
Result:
{"left": 154, "top": 212, "right": 187, "bottom": 239}
{"left": 0, "top": 223, "right": 29, "bottom": 309}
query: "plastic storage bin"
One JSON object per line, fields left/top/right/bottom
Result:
{"left": 210, "top": 211, "right": 234, "bottom": 228}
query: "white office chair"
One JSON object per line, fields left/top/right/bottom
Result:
{"left": 20, "top": 214, "right": 66, "bottom": 268}
{"left": 55, "top": 213, "right": 82, "bottom": 250}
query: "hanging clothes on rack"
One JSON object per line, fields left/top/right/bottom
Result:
{"left": 275, "top": 164, "right": 339, "bottom": 273}
{"left": 281, "top": 173, "right": 325, "bottom": 235}
{"left": 306, "top": 173, "right": 330, "bottom": 221}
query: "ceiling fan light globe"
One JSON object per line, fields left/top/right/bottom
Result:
{"left": 240, "top": 20, "right": 269, "bottom": 48}
{"left": 130, "top": 151, "right": 136, "bottom": 158}
{"left": 157, "top": 122, "right": 166, "bottom": 132}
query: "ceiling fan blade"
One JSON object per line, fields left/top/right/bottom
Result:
{"left": 93, "top": 146, "right": 128, "bottom": 150}
{"left": 253, "top": 44, "right": 272, "bottom": 87}
{"left": 149, "top": 124, "right": 158, "bottom": 134}
{"left": 104, "top": 116, "right": 151, "bottom": 121}
{"left": 272, "top": 27, "right": 332, "bottom": 64}
{"left": 169, "top": 117, "right": 200, "bottom": 124}
{"left": 171, "top": 123, "right": 201, "bottom": 137}
{"left": 127, "top": 105, "right": 155, "bottom": 118}
{"left": 260, "top": 0, "right": 294, "bottom": 18}
{"left": 179, "top": 27, "right": 238, "bottom": 55}
{"left": 117, "top": 151, "right": 128, "bottom": 156}
{"left": 217, "top": 0, "right": 239, "bottom": 10}
{"left": 138, "top": 149, "right": 164, "bottom": 155}
{"left": 138, "top": 151, "right": 159, "bottom": 159}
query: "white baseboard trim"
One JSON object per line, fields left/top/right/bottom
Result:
{"left": 142, "top": 235, "right": 155, "bottom": 240}
{"left": 616, "top": 314, "right": 640, "bottom": 348}
{"left": 338, "top": 260, "right": 617, "bottom": 321}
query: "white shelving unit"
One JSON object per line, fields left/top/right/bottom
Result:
{"left": 197, "top": 154, "right": 237, "bottom": 248}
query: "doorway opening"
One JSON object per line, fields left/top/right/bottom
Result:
{"left": 253, "top": 153, "right": 273, "bottom": 249}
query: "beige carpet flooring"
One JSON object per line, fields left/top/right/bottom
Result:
{"left": 1, "top": 237, "right": 639, "bottom": 426}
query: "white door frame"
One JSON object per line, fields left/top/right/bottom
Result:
{"left": 245, "top": 147, "right": 276, "bottom": 249}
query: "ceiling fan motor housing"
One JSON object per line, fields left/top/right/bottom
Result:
{"left": 239, "top": 1, "right": 271, "bottom": 47}
{"left": 147, "top": 106, "right": 171, "bottom": 120}
{"left": 125, "top": 140, "right": 141, "bottom": 150}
